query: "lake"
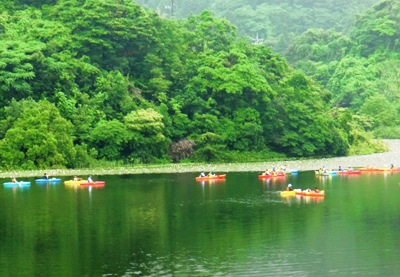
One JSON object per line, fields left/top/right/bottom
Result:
{"left": 1, "top": 171, "right": 400, "bottom": 276}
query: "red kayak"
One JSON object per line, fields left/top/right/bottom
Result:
{"left": 80, "top": 181, "right": 105, "bottom": 187}
{"left": 258, "top": 173, "right": 285, "bottom": 179}
{"left": 339, "top": 170, "right": 361, "bottom": 175}
{"left": 196, "top": 174, "right": 226, "bottom": 181}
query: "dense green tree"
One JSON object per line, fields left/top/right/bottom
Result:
{"left": 90, "top": 120, "right": 130, "bottom": 160}
{"left": 0, "top": 99, "right": 76, "bottom": 169}
{"left": 94, "top": 70, "right": 136, "bottom": 120}
{"left": 350, "top": 0, "right": 400, "bottom": 57}
{"left": 0, "top": 37, "right": 45, "bottom": 104}
{"left": 285, "top": 28, "right": 353, "bottom": 86}
{"left": 229, "top": 108, "right": 264, "bottom": 151}
{"left": 265, "top": 72, "right": 344, "bottom": 156}
{"left": 358, "top": 94, "right": 398, "bottom": 128}
{"left": 47, "top": 0, "right": 160, "bottom": 73}
{"left": 158, "top": 102, "right": 191, "bottom": 142}
{"left": 0, "top": 9, "right": 101, "bottom": 109}
{"left": 376, "top": 60, "right": 400, "bottom": 103}
{"left": 121, "top": 16, "right": 189, "bottom": 119}
{"left": 189, "top": 114, "right": 227, "bottom": 162}
{"left": 184, "top": 11, "right": 237, "bottom": 53}
{"left": 124, "top": 108, "right": 170, "bottom": 163}
{"left": 18, "top": 0, "right": 58, "bottom": 8}
{"left": 326, "top": 56, "right": 379, "bottom": 110}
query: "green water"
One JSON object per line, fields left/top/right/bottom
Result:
{"left": 1, "top": 171, "right": 400, "bottom": 276}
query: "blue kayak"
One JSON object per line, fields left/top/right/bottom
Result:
{"left": 283, "top": 169, "right": 299, "bottom": 174}
{"left": 3, "top": 181, "right": 31, "bottom": 186}
{"left": 35, "top": 178, "right": 61, "bottom": 183}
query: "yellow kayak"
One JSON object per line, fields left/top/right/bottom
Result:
{"left": 280, "top": 189, "right": 301, "bottom": 197}
{"left": 64, "top": 180, "right": 87, "bottom": 185}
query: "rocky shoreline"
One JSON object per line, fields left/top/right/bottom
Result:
{"left": 1, "top": 140, "right": 399, "bottom": 178}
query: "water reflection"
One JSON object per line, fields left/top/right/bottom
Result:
{"left": 2, "top": 172, "right": 400, "bottom": 276}
{"left": 3, "top": 182, "right": 30, "bottom": 197}
{"left": 197, "top": 179, "right": 226, "bottom": 186}
{"left": 282, "top": 194, "right": 325, "bottom": 205}
{"left": 259, "top": 177, "right": 287, "bottom": 191}
{"left": 3, "top": 184, "right": 30, "bottom": 197}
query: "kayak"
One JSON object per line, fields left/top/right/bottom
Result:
{"left": 196, "top": 174, "right": 226, "bottom": 181}
{"left": 339, "top": 170, "right": 361, "bottom": 175}
{"left": 358, "top": 167, "right": 382, "bottom": 172}
{"left": 197, "top": 179, "right": 225, "bottom": 184}
{"left": 64, "top": 180, "right": 87, "bottom": 185}
{"left": 36, "top": 178, "right": 61, "bottom": 183}
{"left": 315, "top": 170, "right": 338, "bottom": 176}
{"left": 3, "top": 181, "right": 31, "bottom": 186}
{"left": 280, "top": 189, "right": 301, "bottom": 197}
{"left": 295, "top": 190, "right": 325, "bottom": 197}
{"left": 378, "top": 168, "right": 400, "bottom": 172}
{"left": 284, "top": 169, "right": 299, "bottom": 174}
{"left": 258, "top": 173, "right": 285, "bottom": 179}
{"left": 358, "top": 167, "right": 400, "bottom": 172}
{"left": 80, "top": 181, "right": 105, "bottom": 187}
{"left": 280, "top": 191, "right": 296, "bottom": 197}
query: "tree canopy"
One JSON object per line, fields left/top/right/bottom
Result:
{"left": 0, "top": 0, "right": 390, "bottom": 170}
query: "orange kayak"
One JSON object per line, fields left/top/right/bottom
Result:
{"left": 339, "top": 170, "right": 361, "bottom": 175}
{"left": 358, "top": 167, "right": 382, "bottom": 172}
{"left": 196, "top": 174, "right": 226, "bottom": 181}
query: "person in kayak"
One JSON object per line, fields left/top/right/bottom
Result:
{"left": 88, "top": 175, "right": 93, "bottom": 183}
{"left": 43, "top": 173, "right": 49, "bottom": 179}
{"left": 12, "top": 177, "right": 18, "bottom": 183}
{"left": 286, "top": 184, "right": 293, "bottom": 191}
{"left": 264, "top": 169, "right": 271, "bottom": 175}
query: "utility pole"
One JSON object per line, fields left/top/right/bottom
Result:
{"left": 165, "top": 0, "right": 175, "bottom": 18}
{"left": 252, "top": 33, "right": 263, "bottom": 45}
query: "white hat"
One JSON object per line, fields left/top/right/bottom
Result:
{"left": 288, "top": 184, "right": 292, "bottom": 187}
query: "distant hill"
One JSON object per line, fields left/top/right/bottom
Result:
{"left": 286, "top": 0, "right": 400, "bottom": 138}
{"left": 139, "top": 0, "right": 380, "bottom": 53}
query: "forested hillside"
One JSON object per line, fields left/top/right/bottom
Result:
{"left": 140, "top": 0, "right": 379, "bottom": 53}
{"left": 287, "top": 0, "right": 400, "bottom": 139}
{"left": 0, "top": 0, "right": 385, "bottom": 170}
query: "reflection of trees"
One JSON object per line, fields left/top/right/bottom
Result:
{"left": 3, "top": 172, "right": 400, "bottom": 275}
